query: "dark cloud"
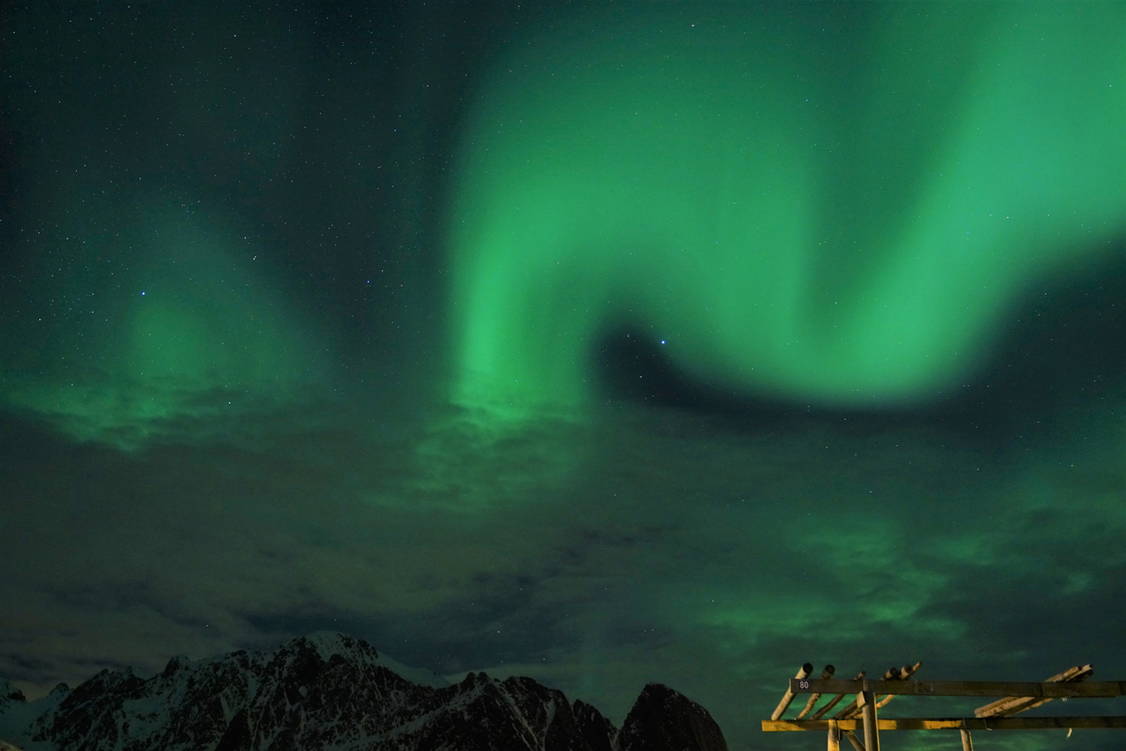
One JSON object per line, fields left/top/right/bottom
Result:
{"left": 4, "top": 384, "right": 1123, "bottom": 750}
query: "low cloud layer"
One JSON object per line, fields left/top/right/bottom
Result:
{"left": 3, "top": 381, "right": 1123, "bottom": 750}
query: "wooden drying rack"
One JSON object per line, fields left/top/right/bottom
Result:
{"left": 761, "top": 662, "right": 1126, "bottom": 750}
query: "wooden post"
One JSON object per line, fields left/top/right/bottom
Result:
{"left": 827, "top": 720, "right": 840, "bottom": 751}
{"left": 858, "top": 685, "right": 880, "bottom": 751}
{"left": 772, "top": 663, "right": 815, "bottom": 720}
{"left": 960, "top": 728, "right": 974, "bottom": 751}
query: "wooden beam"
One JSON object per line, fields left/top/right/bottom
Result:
{"left": 976, "top": 665, "right": 1094, "bottom": 718}
{"left": 791, "top": 678, "right": 1126, "bottom": 698}
{"left": 797, "top": 666, "right": 837, "bottom": 719}
{"left": 842, "top": 730, "right": 864, "bottom": 751}
{"left": 959, "top": 728, "right": 974, "bottom": 751}
{"left": 762, "top": 716, "right": 1126, "bottom": 732}
{"left": 812, "top": 672, "right": 864, "bottom": 720}
{"left": 859, "top": 688, "right": 880, "bottom": 751}
{"left": 772, "top": 663, "right": 815, "bottom": 720}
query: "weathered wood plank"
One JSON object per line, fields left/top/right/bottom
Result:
{"left": 791, "top": 679, "right": 1126, "bottom": 698}
{"left": 762, "top": 716, "right": 1126, "bottom": 732}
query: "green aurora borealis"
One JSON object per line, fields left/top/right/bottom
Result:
{"left": 2, "top": 3, "right": 1125, "bottom": 750}
{"left": 450, "top": 3, "right": 1126, "bottom": 418}
{"left": 4, "top": 203, "right": 326, "bottom": 446}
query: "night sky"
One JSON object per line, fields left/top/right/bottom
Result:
{"left": 2, "top": 2, "right": 1125, "bottom": 750}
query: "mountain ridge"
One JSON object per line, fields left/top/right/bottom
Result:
{"left": 0, "top": 633, "right": 727, "bottom": 751}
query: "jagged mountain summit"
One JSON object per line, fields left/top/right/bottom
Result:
{"left": 0, "top": 633, "right": 727, "bottom": 751}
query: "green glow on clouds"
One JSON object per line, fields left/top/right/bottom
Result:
{"left": 448, "top": 3, "right": 1126, "bottom": 417}
{"left": 5, "top": 205, "right": 324, "bottom": 448}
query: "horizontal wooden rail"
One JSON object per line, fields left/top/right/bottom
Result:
{"left": 763, "top": 716, "right": 1126, "bottom": 732}
{"left": 790, "top": 679, "right": 1126, "bottom": 698}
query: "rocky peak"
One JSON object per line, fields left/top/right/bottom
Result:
{"left": 616, "top": 683, "right": 728, "bottom": 751}
{"left": 574, "top": 699, "right": 616, "bottom": 751}
{"left": 162, "top": 655, "right": 192, "bottom": 678}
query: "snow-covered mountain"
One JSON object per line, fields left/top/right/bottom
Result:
{"left": 0, "top": 633, "right": 727, "bottom": 750}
